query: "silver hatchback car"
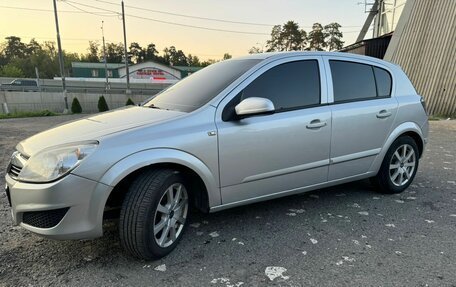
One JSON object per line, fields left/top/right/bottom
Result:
{"left": 5, "top": 52, "right": 428, "bottom": 259}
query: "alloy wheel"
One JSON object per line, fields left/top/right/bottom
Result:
{"left": 389, "top": 144, "right": 416, "bottom": 187}
{"left": 153, "top": 183, "right": 188, "bottom": 248}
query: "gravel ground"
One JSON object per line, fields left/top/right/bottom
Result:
{"left": 0, "top": 115, "right": 455, "bottom": 287}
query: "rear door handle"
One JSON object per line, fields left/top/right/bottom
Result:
{"left": 306, "top": 119, "right": 327, "bottom": 129}
{"left": 376, "top": 110, "right": 392, "bottom": 119}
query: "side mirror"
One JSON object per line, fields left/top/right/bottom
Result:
{"left": 235, "top": 97, "right": 275, "bottom": 117}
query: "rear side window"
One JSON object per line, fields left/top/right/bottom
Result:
{"left": 330, "top": 61, "right": 377, "bottom": 102}
{"left": 330, "top": 60, "right": 392, "bottom": 102}
{"left": 373, "top": 67, "right": 392, "bottom": 97}
{"left": 241, "top": 60, "right": 320, "bottom": 111}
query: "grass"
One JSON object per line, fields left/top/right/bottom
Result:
{"left": 0, "top": 110, "right": 58, "bottom": 119}
{"left": 428, "top": 114, "right": 454, "bottom": 121}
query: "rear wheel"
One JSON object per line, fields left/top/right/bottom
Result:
{"left": 372, "top": 136, "right": 419, "bottom": 194}
{"left": 119, "top": 169, "right": 189, "bottom": 260}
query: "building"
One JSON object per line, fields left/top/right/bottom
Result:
{"left": 342, "top": 0, "right": 456, "bottom": 116}
{"left": 71, "top": 62, "right": 124, "bottom": 79}
{"left": 71, "top": 61, "right": 202, "bottom": 84}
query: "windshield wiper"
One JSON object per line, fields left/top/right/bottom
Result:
{"left": 149, "top": 104, "right": 161, "bottom": 109}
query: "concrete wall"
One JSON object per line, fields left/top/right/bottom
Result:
{"left": 0, "top": 91, "right": 154, "bottom": 114}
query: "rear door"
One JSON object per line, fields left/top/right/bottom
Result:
{"left": 325, "top": 57, "right": 398, "bottom": 181}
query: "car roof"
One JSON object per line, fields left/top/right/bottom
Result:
{"left": 234, "top": 51, "right": 394, "bottom": 67}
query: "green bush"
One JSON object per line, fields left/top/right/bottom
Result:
{"left": 126, "top": 98, "right": 135, "bottom": 106}
{"left": 0, "top": 110, "right": 57, "bottom": 119}
{"left": 71, "top": 97, "right": 82, "bottom": 114}
{"left": 97, "top": 96, "right": 109, "bottom": 112}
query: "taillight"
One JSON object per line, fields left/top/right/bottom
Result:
{"left": 420, "top": 96, "right": 427, "bottom": 115}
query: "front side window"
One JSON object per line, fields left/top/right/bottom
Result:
{"left": 241, "top": 60, "right": 320, "bottom": 111}
{"left": 91, "top": 69, "right": 99, "bottom": 77}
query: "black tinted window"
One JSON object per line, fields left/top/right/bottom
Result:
{"left": 330, "top": 61, "right": 377, "bottom": 102}
{"left": 374, "top": 67, "right": 392, "bottom": 97}
{"left": 241, "top": 60, "right": 320, "bottom": 111}
{"left": 145, "top": 59, "right": 260, "bottom": 112}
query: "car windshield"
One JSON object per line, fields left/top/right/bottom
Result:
{"left": 144, "top": 59, "right": 261, "bottom": 112}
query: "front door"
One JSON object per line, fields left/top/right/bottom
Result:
{"left": 215, "top": 57, "right": 331, "bottom": 204}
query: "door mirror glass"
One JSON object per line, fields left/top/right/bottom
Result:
{"left": 235, "top": 97, "right": 275, "bottom": 117}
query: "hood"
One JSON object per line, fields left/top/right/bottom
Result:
{"left": 16, "top": 106, "right": 185, "bottom": 156}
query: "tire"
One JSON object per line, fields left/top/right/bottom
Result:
{"left": 372, "top": 136, "right": 419, "bottom": 194}
{"left": 119, "top": 169, "right": 190, "bottom": 260}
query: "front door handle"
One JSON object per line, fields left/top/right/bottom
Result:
{"left": 306, "top": 119, "right": 327, "bottom": 129}
{"left": 376, "top": 110, "right": 392, "bottom": 119}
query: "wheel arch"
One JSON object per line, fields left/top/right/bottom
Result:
{"left": 369, "top": 122, "right": 425, "bottom": 174}
{"left": 100, "top": 149, "right": 219, "bottom": 215}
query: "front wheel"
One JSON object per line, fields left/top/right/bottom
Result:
{"left": 119, "top": 169, "right": 190, "bottom": 260}
{"left": 372, "top": 136, "right": 419, "bottom": 194}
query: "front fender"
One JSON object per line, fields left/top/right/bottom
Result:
{"left": 99, "top": 148, "right": 220, "bottom": 207}
{"left": 368, "top": 121, "right": 425, "bottom": 174}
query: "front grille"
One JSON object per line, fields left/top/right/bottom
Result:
{"left": 22, "top": 208, "right": 70, "bottom": 229}
{"left": 8, "top": 163, "right": 22, "bottom": 178}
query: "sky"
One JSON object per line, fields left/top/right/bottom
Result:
{"left": 0, "top": 0, "right": 373, "bottom": 60}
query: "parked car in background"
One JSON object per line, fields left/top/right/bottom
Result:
{"left": 5, "top": 52, "right": 428, "bottom": 260}
{"left": 0, "top": 79, "right": 39, "bottom": 91}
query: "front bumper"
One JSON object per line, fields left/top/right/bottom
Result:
{"left": 5, "top": 173, "right": 112, "bottom": 240}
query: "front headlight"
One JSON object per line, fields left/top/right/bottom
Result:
{"left": 18, "top": 142, "right": 98, "bottom": 183}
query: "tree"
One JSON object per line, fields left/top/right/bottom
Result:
{"left": 83, "top": 41, "right": 100, "bottom": 62}
{"left": 97, "top": 96, "right": 109, "bottom": 112}
{"left": 163, "top": 46, "right": 187, "bottom": 66}
{"left": 307, "top": 23, "right": 326, "bottom": 51}
{"left": 187, "top": 54, "right": 201, "bottom": 66}
{"left": 2, "top": 36, "right": 26, "bottom": 59}
{"left": 105, "top": 42, "right": 124, "bottom": 63}
{"left": 222, "top": 53, "right": 232, "bottom": 60}
{"left": 266, "top": 25, "right": 284, "bottom": 51}
{"left": 71, "top": 97, "right": 82, "bottom": 113}
{"left": 324, "top": 23, "right": 344, "bottom": 51}
{"left": 200, "top": 59, "right": 217, "bottom": 67}
{"left": 126, "top": 98, "right": 135, "bottom": 106}
{"left": 129, "top": 42, "right": 145, "bottom": 64}
{"left": 0, "top": 63, "right": 24, "bottom": 77}
{"left": 248, "top": 46, "right": 262, "bottom": 54}
{"left": 266, "top": 21, "right": 307, "bottom": 52}
{"left": 144, "top": 43, "right": 158, "bottom": 61}
{"left": 281, "top": 21, "right": 306, "bottom": 51}
{"left": 25, "top": 39, "right": 42, "bottom": 56}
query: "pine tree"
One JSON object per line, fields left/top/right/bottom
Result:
{"left": 71, "top": 97, "right": 82, "bottom": 114}
{"left": 98, "top": 96, "right": 109, "bottom": 112}
{"left": 324, "top": 23, "right": 344, "bottom": 51}
{"left": 307, "top": 23, "right": 327, "bottom": 51}
{"left": 126, "top": 98, "right": 135, "bottom": 106}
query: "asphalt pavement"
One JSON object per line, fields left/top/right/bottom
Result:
{"left": 0, "top": 115, "right": 455, "bottom": 287}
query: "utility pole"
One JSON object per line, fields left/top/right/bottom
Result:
{"left": 52, "top": 0, "right": 69, "bottom": 112}
{"left": 101, "top": 21, "right": 109, "bottom": 94}
{"left": 121, "top": 0, "right": 130, "bottom": 94}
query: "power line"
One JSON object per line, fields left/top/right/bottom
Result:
{"left": 92, "top": 0, "right": 274, "bottom": 27}
{"left": 64, "top": 1, "right": 271, "bottom": 35}
{"left": 0, "top": 5, "right": 107, "bottom": 14}
{"left": 0, "top": 3, "right": 363, "bottom": 31}
{"left": 91, "top": 0, "right": 364, "bottom": 29}
{"left": 61, "top": 1, "right": 118, "bottom": 17}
